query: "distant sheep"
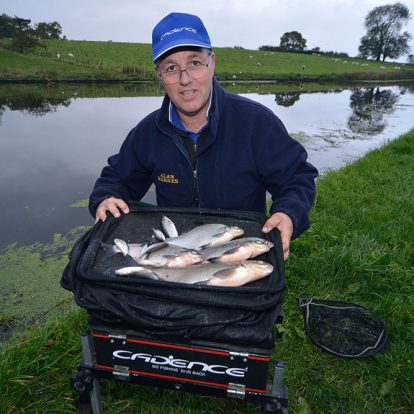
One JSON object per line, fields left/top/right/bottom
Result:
{"left": 56, "top": 53, "right": 61, "bottom": 59}
{"left": 302, "top": 65, "right": 306, "bottom": 69}
{"left": 68, "top": 53, "right": 75, "bottom": 58}
{"left": 257, "top": 62, "right": 261, "bottom": 67}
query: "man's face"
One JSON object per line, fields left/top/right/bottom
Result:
{"left": 156, "top": 49, "right": 215, "bottom": 119}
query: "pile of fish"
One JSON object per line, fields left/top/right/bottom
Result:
{"left": 101, "top": 215, "right": 274, "bottom": 287}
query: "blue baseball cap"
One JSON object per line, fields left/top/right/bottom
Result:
{"left": 152, "top": 12, "right": 211, "bottom": 62}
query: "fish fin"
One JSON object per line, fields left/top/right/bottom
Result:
{"left": 204, "top": 266, "right": 249, "bottom": 286}
{"left": 207, "top": 256, "right": 221, "bottom": 263}
{"left": 212, "top": 267, "right": 240, "bottom": 278}
{"left": 211, "top": 229, "right": 227, "bottom": 238}
{"left": 142, "top": 241, "right": 168, "bottom": 255}
{"left": 137, "top": 253, "right": 176, "bottom": 267}
{"left": 210, "top": 246, "right": 243, "bottom": 261}
{"left": 152, "top": 228, "right": 166, "bottom": 241}
{"left": 199, "top": 241, "right": 215, "bottom": 249}
{"left": 205, "top": 275, "right": 246, "bottom": 287}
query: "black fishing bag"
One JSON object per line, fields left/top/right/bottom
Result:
{"left": 61, "top": 204, "right": 285, "bottom": 348}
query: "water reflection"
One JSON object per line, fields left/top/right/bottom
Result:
{"left": 0, "top": 82, "right": 413, "bottom": 250}
{"left": 274, "top": 92, "right": 301, "bottom": 107}
{"left": 348, "top": 87, "right": 399, "bottom": 135}
{"left": 0, "top": 94, "right": 71, "bottom": 121}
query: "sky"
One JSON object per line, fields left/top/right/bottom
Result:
{"left": 2, "top": 0, "right": 414, "bottom": 61}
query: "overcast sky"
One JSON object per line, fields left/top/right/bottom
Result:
{"left": 2, "top": 0, "right": 414, "bottom": 60}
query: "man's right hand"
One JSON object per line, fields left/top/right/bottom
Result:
{"left": 95, "top": 197, "right": 130, "bottom": 223}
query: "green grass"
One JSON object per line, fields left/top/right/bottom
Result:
{"left": 0, "top": 48, "right": 115, "bottom": 82}
{"left": 1, "top": 130, "right": 413, "bottom": 413}
{"left": 1, "top": 39, "right": 413, "bottom": 82}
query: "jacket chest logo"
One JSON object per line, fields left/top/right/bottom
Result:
{"left": 157, "top": 173, "right": 179, "bottom": 184}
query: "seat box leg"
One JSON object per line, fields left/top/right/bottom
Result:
{"left": 70, "top": 332, "right": 105, "bottom": 413}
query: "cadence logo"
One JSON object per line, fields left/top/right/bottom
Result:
{"left": 113, "top": 350, "right": 248, "bottom": 378}
{"left": 160, "top": 27, "right": 197, "bottom": 41}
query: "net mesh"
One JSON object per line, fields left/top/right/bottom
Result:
{"left": 299, "top": 297, "right": 389, "bottom": 358}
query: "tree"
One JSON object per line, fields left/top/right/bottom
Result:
{"left": 279, "top": 31, "right": 307, "bottom": 52}
{"left": 0, "top": 13, "right": 14, "bottom": 38}
{"left": 408, "top": 54, "right": 414, "bottom": 64}
{"left": 358, "top": 3, "right": 412, "bottom": 62}
{"left": 0, "top": 14, "right": 63, "bottom": 53}
{"left": 10, "top": 16, "right": 40, "bottom": 53}
{"left": 35, "top": 21, "right": 62, "bottom": 39}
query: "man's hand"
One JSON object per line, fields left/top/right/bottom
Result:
{"left": 95, "top": 197, "right": 129, "bottom": 223}
{"left": 262, "top": 212, "right": 294, "bottom": 261}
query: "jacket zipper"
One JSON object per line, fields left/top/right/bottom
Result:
{"left": 166, "top": 131, "right": 200, "bottom": 208}
{"left": 193, "top": 143, "right": 199, "bottom": 207}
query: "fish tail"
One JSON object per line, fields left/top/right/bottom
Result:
{"left": 161, "top": 215, "right": 179, "bottom": 238}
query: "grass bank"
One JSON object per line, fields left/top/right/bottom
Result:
{"left": 1, "top": 39, "right": 413, "bottom": 82}
{"left": 1, "top": 130, "right": 413, "bottom": 413}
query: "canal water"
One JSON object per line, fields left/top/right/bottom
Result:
{"left": 1, "top": 82, "right": 413, "bottom": 250}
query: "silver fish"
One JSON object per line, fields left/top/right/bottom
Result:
{"left": 114, "top": 238, "right": 129, "bottom": 256}
{"left": 100, "top": 239, "right": 167, "bottom": 263}
{"left": 115, "top": 260, "right": 273, "bottom": 286}
{"left": 161, "top": 215, "right": 179, "bottom": 238}
{"left": 200, "top": 237, "right": 274, "bottom": 263}
{"left": 151, "top": 228, "right": 166, "bottom": 242}
{"left": 161, "top": 223, "right": 244, "bottom": 249}
{"left": 136, "top": 244, "right": 204, "bottom": 268}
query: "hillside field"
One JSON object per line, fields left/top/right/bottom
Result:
{"left": 0, "top": 39, "right": 413, "bottom": 82}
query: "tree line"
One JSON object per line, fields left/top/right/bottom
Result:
{"left": 1, "top": 3, "right": 412, "bottom": 63}
{"left": 0, "top": 13, "right": 63, "bottom": 53}
{"left": 259, "top": 3, "right": 412, "bottom": 63}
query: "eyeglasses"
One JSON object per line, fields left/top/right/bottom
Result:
{"left": 158, "top": 54, "right": 211, "bottom": 85}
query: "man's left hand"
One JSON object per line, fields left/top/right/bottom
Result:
{"left": 262, "top": 212, "right": 293, "bottom": 261}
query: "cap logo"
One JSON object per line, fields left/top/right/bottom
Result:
{"left": 160, "top": 27, "right": 197, "bottom": 41}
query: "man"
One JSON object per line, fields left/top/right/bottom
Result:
{"left": 89, "top": 12, "right": 318, "bottom": 260}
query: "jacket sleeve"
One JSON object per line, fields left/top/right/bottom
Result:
{"left": 88, "top": 126, "right": 153, "bottom": 217}
{"left": 255, "top": 115, "right": 318, "bottom": 239}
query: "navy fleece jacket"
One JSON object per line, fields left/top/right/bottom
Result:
{"left": 89, "top": 78, "right": 318, "bottom": 239}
